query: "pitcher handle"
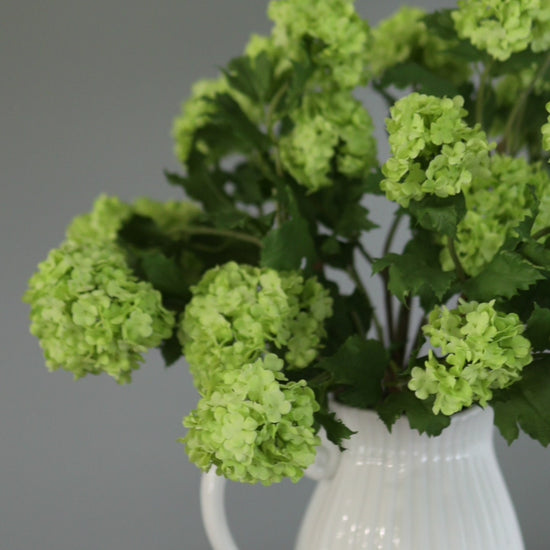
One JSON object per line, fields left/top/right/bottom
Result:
{"left": 200, "top": 437, "right": 340, "bottom": 550}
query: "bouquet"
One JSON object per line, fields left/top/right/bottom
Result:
{"left": 24, "top": 0, "right": 550, "bottom": 487}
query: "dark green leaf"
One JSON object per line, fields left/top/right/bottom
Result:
{"left": 202, "top": 93, "right": 270, "bottom": 153}
{"left": 372, "top": 233, "right": 456, "bottom": 308}
{"left": 408, "top": 194, "right": 466, "bottom": 237}
{"left": 376, "top": 390, "right": 451, "bottom": 436}
{"left": 492, "top": 356, "right": 550, "bottom": 446}
{"left": 317, "top": 336, "right": 388, "bottom": 408}
{"left": 160, "top": 331, "right": 183, "bottom": 367}
{"left": 525, "top": 305, "right": 550, "bottom": 351}
{"left": 139, "top": 250, "right": 191, "bottom": 298}
{"left": 314, "top": 410, "right": 356, "bottom": 451}
{"left": 381, "top": 62, "right": 461, "bottom": 97}
{"left": 464, "top": 251, "right": 545, "bottom": 301}
{"left": 260, "top": 217, "right": 317, "bottom": 271}
{"left": 222, "top": 52, "right": 274, "bottom": 104}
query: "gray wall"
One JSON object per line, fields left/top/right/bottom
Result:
{"left": 2, "top": 1, "right": 549, "bottom": 549}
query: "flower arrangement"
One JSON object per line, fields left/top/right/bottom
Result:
{"left": 24, "top": 0, "right": 550, "bottom": 487}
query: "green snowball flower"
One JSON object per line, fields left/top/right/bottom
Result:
{"left": 368, "top": 6, "right": 471, "bottom": 85}
{"left": 24, "top": 241, "right": 175, "bottom": 384}
{"left": 178, "top": 262, "right": 333, "bottom": 394}
{"left": 268, "top": 0, "right": 371, "bottom": 89}
{"left": 440, "top": 154, "right": 550, "bottom": 276}
{"left": 381, "top": 93, "right": 492, "bottom": 208}
{"left": 279, "top": 90, "right": 377, "bottom": 191}
{"left": 452, "top": 0, "right": 549, "bottom": 61}
{"left": 182, "top": 354, "right": 320, "bottom": 485}
{"left": 409, "top": 300, "right": 532, "bottom": 415}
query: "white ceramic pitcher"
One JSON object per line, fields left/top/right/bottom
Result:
{"left": 200, "top": 402, "right": 524, "bottom": 549}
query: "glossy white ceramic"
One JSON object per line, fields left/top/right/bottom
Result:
{"left": 201, "top": 402, "right": 525, "bottom": 549}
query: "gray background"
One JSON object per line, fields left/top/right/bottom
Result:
{"left": 2, "top": 1, "right": 549, "bottom": 549}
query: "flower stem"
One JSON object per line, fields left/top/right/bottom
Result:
{"left": 183, "top": 225, "right": 263, "bottom": 248}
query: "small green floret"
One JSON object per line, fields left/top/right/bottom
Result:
{"left": 409, "top": 300, "right": 532, "bottom": 415}
{"left": 452, "top": 0, "right": 550, "bottom": 61}
{"left": 178, "top": 262, "right": 333, "bottom": 394}
{"left": 182, "top": 354, "right": 320, "bottom": 485}
{"left": 381, "top": 93, "right": 492, "bottom": 208}
{"left": 268, "top": 0, "right": 371, "bottom": 89}
{"left": 368, "top": 6, "right": 470, "bottom": 84}
{"left": 279, "top": 90, "right": 377, "bottom": 191}
{"left": 24, "top": 242, "right": 175, "bottom": 384}
{"left": 440, "top": 155, "right": 550, "bottom": 276}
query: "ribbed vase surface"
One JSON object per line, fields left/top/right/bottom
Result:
{"left": 295, "top": 403, "right": 524, "bottom": 550}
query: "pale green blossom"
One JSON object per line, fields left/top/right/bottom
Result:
{"left": 409, "top": 300, "right": 532, "bottom": 415}
{"left": 440, "top": 155, "right": 550, "bottom": 276}
{"left": 182, "top": 354, "right": 320, "bottom": 485}
{"left": 268, "top": 0, "right": 371, "bottom": 89}
{"left": 452, "top": 0, "right": 550, "bottom": 61}
{"left": 279, "top": 90, "right": 377, "bottom": 191}
{"left": 381, "top": 93, "right": 492, "bottom": 207}
{"left": 178, "top": 262, "right": 333, "bottom": 394}
{"left": 368, "top": 6, "right": 470, "bottom": 85}
{"left": 24, "top": 242, "right": 175, "bottom": 384}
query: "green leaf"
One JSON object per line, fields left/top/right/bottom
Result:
{"left": 408, "top": 194, "right": 466, "bottom": 237}
{"left": 373, "top": 232, "right": 456, "bottom": 308}
{"left": 422, "top": 10, "right": 485, "bottom": 63}
{"left": 376, "top": 390, "right": 451, "bottom": 436}
{"left": 381, "top": 62, "right": 460, "bottom": 97}
{"left": 201, "top": 93, "right": 270, "bottom": 153}
{"left": 222, "top": 52, "right": 274, "bottom": 104}
{"left": 492, "top": 356, "right": 550, "bottom": 446}
{"left": 525, "top": 305, "right": 550, "bottom": 351}
{"left": 160, "top": 330, "right": 183, "bottom": 367}
{"left": 464, "top": 251, "right": 545, "bottom": 301}
{"left": 260, "top": 217, "right": 317, "bottom": 271}
{"left": 314, "top": 410, "right": 356, "bottom": 451}
{"left": 317, "top": 336, "right": 389, "bottom": 409}
{"left": 139, "top": 250, "right": 191, "bottom": 298}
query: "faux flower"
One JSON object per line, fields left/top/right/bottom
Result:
{"left": 182, "top": 354, "right": 320, "bottom": 485}
{"left": 179, "top": 262, "right": 333, "bottom": 394}
{"left": 368, "top": 6, "right": 470, "bottom": 85}
{"left": 381, "top": 93, "right": 492, "bottom": 207}
{"left": 24, "top": 241, "right": 175, "bottom": 384}
{"left": 409, "top": 300, "right": 532, "bottom": 415}
{"left": 440, "top": 155, "right": 550, "bottom": 276}
{"left": 279, "top": 90, "right": 377, "bottom": 191}
{"left": 452, "top": 0, "right": 550, "bottom": 61}
{"left": 268, "top": 0, "right": 371, "bottom": 89}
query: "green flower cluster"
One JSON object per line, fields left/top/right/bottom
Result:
{"left": 409, "top": 300, "right": 532, "bottom": 415}
{"left": 368, "top": 7, "right": 470, "bottom": 85}
{"left": 268, "top": 0, "right": 371, "bottom": 89}
{"left": 24, "top": 242, "right": 175, "bottom": 384}
{"left": 381, "top": 93, "right": 492, "bottom": 208}
{"left": 179, "top": 261, "right": 333, "bottom": 394}
{"left": 544, "top": 102, "right": 550, "bottom": 156}
{"left": 452, "top": 0, "right": 550, "bottom": 61}
{"left": 279, "top": 91, "right": 377, "bottom": 191}
{"left": 25, "top": 194, "right": 201, "bottom": 383}
{"left": 440, "top": 155, "right": 550, "bottom": 276}
{"left": 182, "top": 354, "right": 320, "bottom": 485}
